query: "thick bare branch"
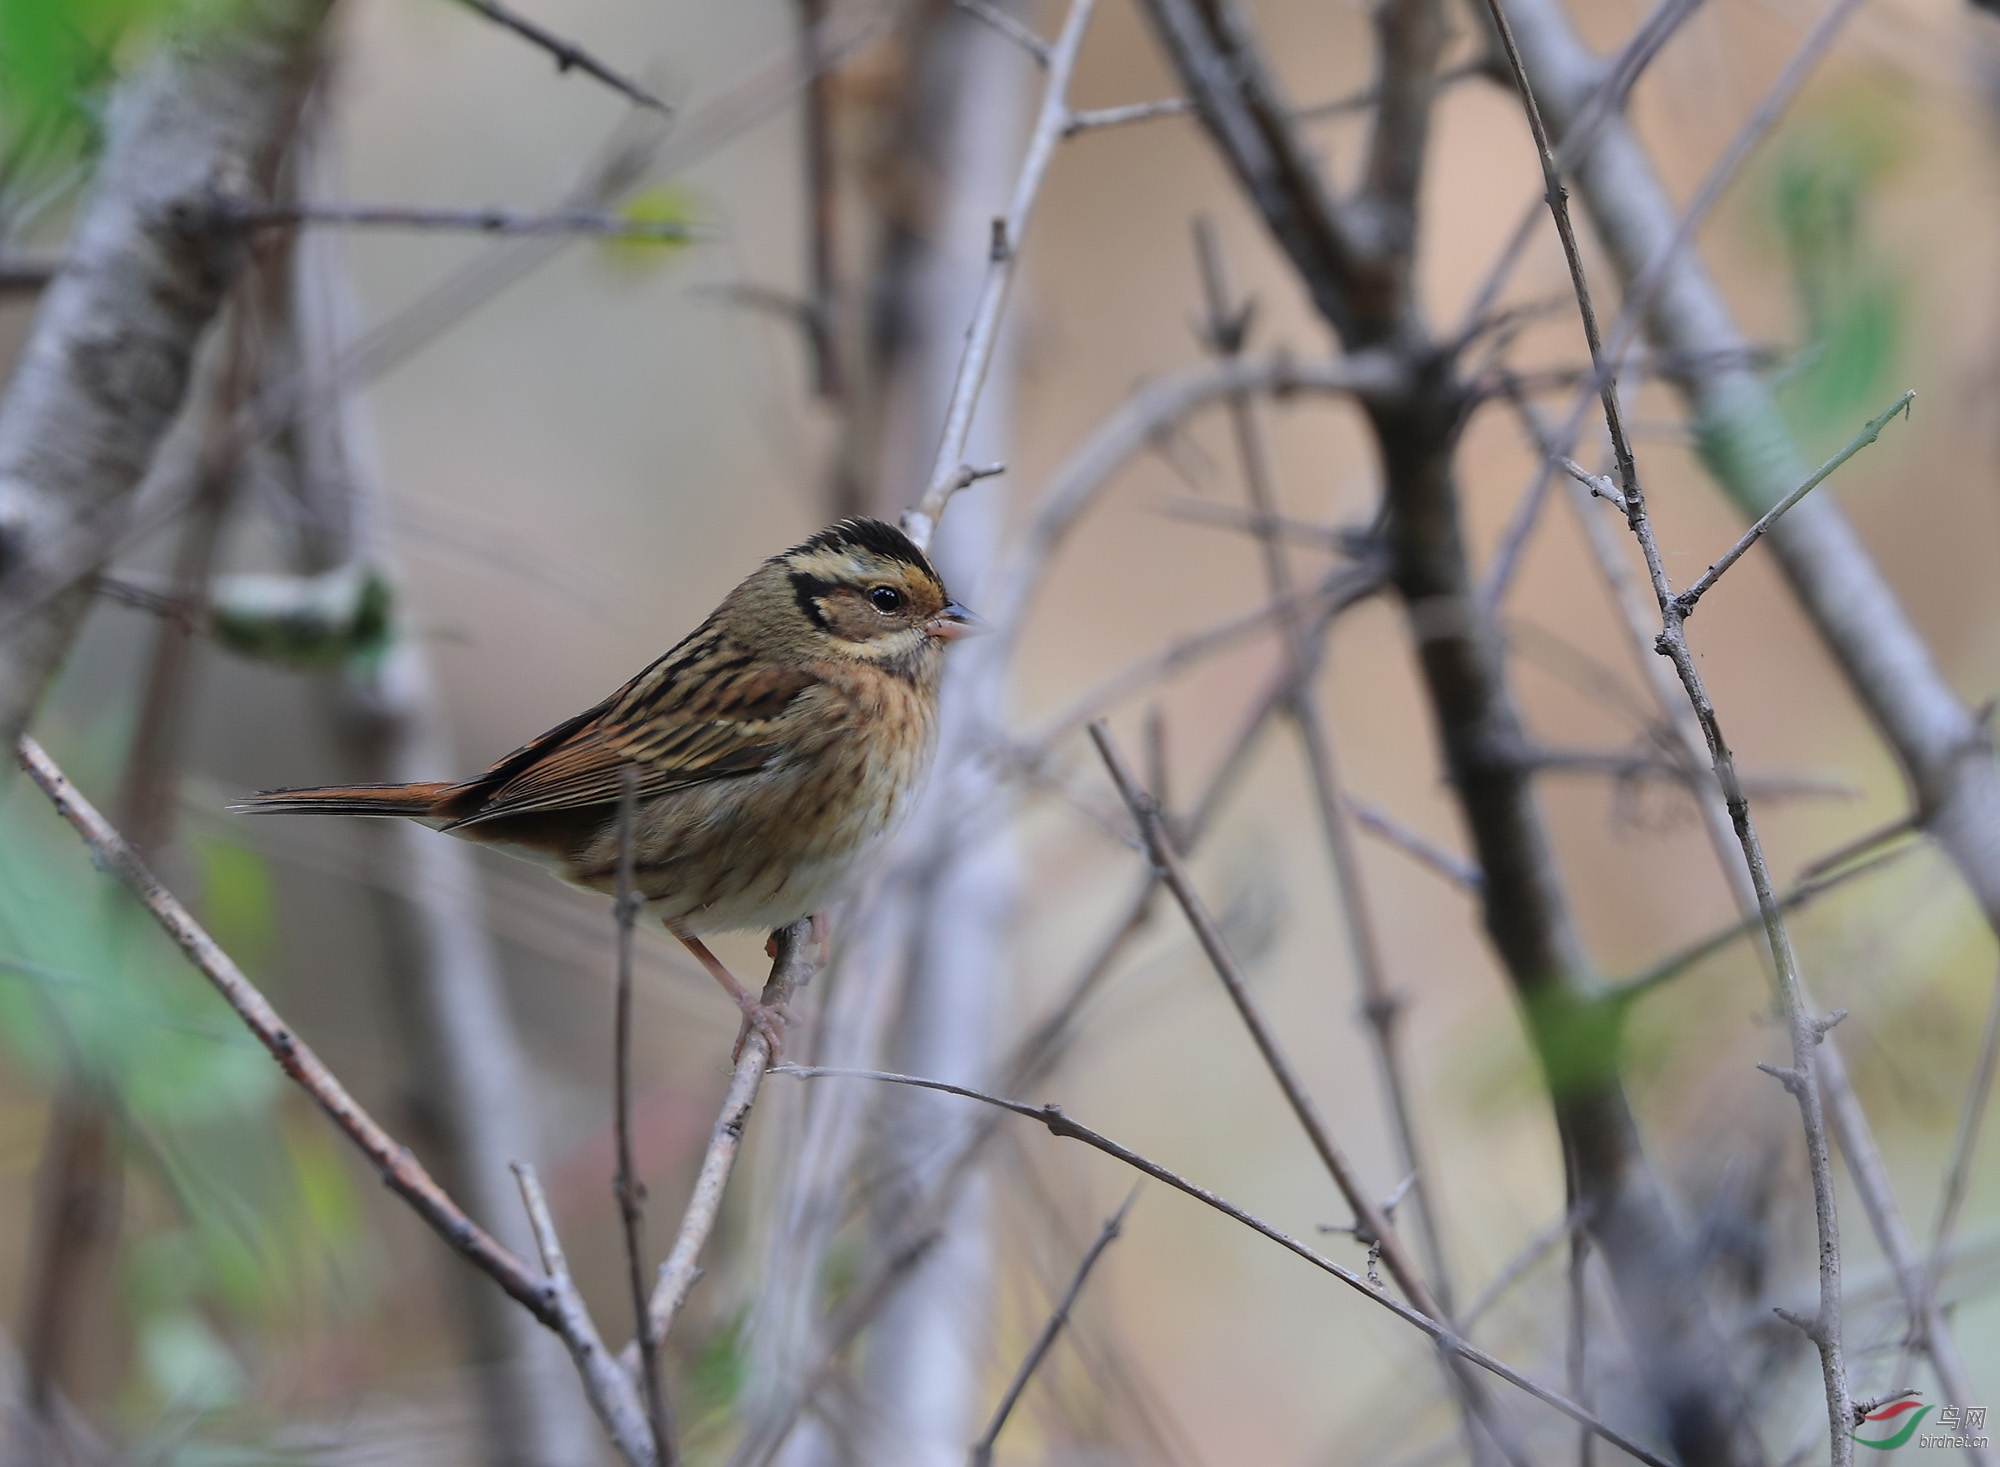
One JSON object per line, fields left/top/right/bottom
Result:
{"left": 632, "top": 922, "right": 817, "bottom": 1359}
{"left": 0, "top": 0, "right": 331, "bottom": 743}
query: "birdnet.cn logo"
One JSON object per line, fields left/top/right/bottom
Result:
{"left": 1851, "top": 1400, "right": 1988, "bottom": 1452}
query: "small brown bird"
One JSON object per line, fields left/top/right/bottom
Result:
{"left": 237, "top": 518, "right": 980, "bottom": 1055}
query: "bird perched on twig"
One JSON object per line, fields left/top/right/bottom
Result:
{"left": 235, "top": 518, "right": 981, "bottom": 1056}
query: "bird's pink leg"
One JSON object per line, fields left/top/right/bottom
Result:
{"left": 670, "top": 924, "right": 790, "bottom": 1062}
{"left": 811, "top": 911, "right": 830, "bottom": 966}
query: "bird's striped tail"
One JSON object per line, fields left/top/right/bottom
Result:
{"left": 230, "top": 782, "right": 452, "bottom": 819}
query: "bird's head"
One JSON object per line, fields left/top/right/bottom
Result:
{"left": 760, "top": 518, "right": 982, "bottom": 676}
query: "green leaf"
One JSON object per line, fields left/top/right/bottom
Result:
{"left": 601, "top": 182, "right": 700, "bottom": 267}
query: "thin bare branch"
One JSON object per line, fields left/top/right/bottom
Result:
{"left": 1674, "top": 391, "right": 1914, "bottom": 617}
{"left": 1298, "top": 58, "right": 1487, "bottom": 122}
{"left": 1021, "top": 562, "right": 1385, "bottom": 753}
{"left": 1454, "top": 0, "right": 1707, "bottom": 339}
{"left": 904, "top": 0, "right": 1096, "bottom": 549}
{"left": 1065, "top": 98, "right": 1193, "bottom": 134}
{"left": 1460, "top": 1208, "right": 1582, "bottom": 1329}
{"left": 613, "top": 769, "right": 672, "bottom": 1466}
{"left": 228, "top": 201, "right": 701, "bottom": 240}
{"left": 1089, "top": 723, "right": 1531, "bottom": 1467}
{"left": 1534, "top": 384, "right": 1992, "bottom": 1461}
{"left": 17, "top": 734, "right": 671, "bottom": 1466}
{"left": 968, "top": 1186, "right": 1142, "bottom": 1467}
{"left": 1610, "top": 843, "right": 1917, "bottom": 1002}
{"left": 1794, "top": 811, "right": 1921, "bottom": 882}
{"left": 513, "top": 1165, "right": 659, "bottom": 1466}
{"left": 1155, "top": 496, "right": 1355, "bottom": 552}
{"left": 990, "top": 352, "right": 1401, "bottom": 660}
{"left": 774, "top": 1066, "right": 1673, "bottom": 1467}
{"left": 449, "top": 0, "right": 671, "bottom": 113}
{"left": 1347, "top": 797, "right": 1482, "bottom": 892}
{"left": 630, "top": 922, "right": 817, "bottom": 1362}
{"left": 1193, "top": 216, "right": 1455, "bottom": 1313}
{"left": 18, "top": 735, "right": 551, "bottom": 1313}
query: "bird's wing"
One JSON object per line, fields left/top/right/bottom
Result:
{"left": 443, "top": 651, "right": 824, "bottom": 826}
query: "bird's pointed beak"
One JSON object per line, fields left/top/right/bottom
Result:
{"left": 926, "top": 600, "right": 988, "bottom": 641}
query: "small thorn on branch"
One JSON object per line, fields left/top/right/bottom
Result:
{"left": 954, "top": 462, "right": 1008, "bottom": 490}
{"left": 1812, "top": 1009, "right": 1847, "bottom": 1041}
{"left": 449, "top": 0, "right": 672, "bottom": 113}
{"left": 1774, "top": 1305, "right": 1829, "bottom": 1345}
{"left": 989, "top": 216, "right": 1013, "bottom": 262}
{"left": 1757, "top": 1061, "right": 1807, "bottom": 1098}
{"left": 1318, "top": 1171, "right": 1418, "bottom": 1244}
{"left": 1555, "top": 454, "right": 1625, "bottom": 510}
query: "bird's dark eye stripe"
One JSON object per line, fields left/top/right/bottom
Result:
{"left": 788, "top": 572, "right": 837, "bottom": 631}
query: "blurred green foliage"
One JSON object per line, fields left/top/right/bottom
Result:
{"left": 0, "top": 755, "right": 366, "bottom": 1432}
{"left": 602, "top": 182, "right": 701, "bottom": 268}
{"left": 208, "top": 566, "right": 396, "bottom": 672}
{"left": 0, "top": 0, "right": 155, "bottom": 220}
{"left": 678, "top": 1308, "right": 749, "bottom": 1460}
{"left": 1754, "top": 81, "right": 1915, "bottom": 446}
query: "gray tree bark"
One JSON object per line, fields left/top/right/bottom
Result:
{"left": 0, "top": 0, "right": 331, "bottom": 744}
{"left": 850, "top": 6, "right": 1033, "bottom": 1461}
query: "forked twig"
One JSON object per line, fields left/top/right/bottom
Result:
{"left": 16, "top": 735, "right": 656, "bottom": 1463}
{"left": 514, "top": 1164, "right": 659, "bottom": 1460}
{"left": 1674, "top": 391, "right": 1914, "bottom": 617}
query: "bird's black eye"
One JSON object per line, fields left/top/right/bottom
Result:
{"left": 868, "top": 585, "right": 903, "bottom": 613}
